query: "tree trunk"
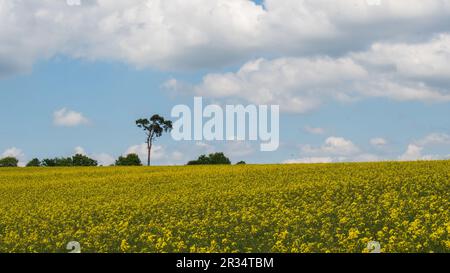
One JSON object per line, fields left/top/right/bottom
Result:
{"left": 147, "top": 139, "right": 152, "bottom": 166}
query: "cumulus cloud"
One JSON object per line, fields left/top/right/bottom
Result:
{"left": 189, "top": 57, "right": 367, "bottom": 112}
{"left": 416, "top": 132, "right": 450, "bottom": 146}
{"left": 370, "top": 137, "right": 387, "bottom": 147}
{"left": 92, "top": 153, "right": 116, "bottom": 166}
{"left": 286, "top": 133, "right": 450, "bottom": 164}
{"left": 398, "top": 144, "right": 424, "bottom": 161}
{"left": 126, "top": 143, "right": 164, "bottom": 161}
{"left": 1, "top": 147, "right": 26, "bottom": 166}
{"left": 2, "top": 0, "right": 450, "bottom": 77}
{"left": 175, "top": 34, "right": 450, "bottom": 113}
{"left": 125, "top": 143, "right": 184, "bottom": 165}
{"left": 53, "top": 108, "right": 89, "bottom": 127}
{"left": 302, "top": 136, "right": 360, "bottom": 156}
{"left": 284, "top": 136, "right": 386, "bottom": 163}
{"left": 1, "top": 147, "right": 24, "bottom": 158}
{"left": 72, "top": 146, "right": 115, "bottom": 166}
{"left": 74, "top": 146, "right": 87, "bottom": 155}
{"left": 398, "top": 132, "right": 450, "bottom": 161}
{"left": 352, "top": 34, "right": 450, "bottom": 81}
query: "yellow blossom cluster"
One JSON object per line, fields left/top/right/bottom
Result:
{"left": 0, "top": 161, "right": 448, "bottom": 253}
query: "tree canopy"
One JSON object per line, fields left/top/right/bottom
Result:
{"left": 187, "top": 153, "right": 231, "bottom": 165}
{"left": 26, "top": 158, "right": 41, "bottom": 167}
{"left": 115, "top": 154, "right": 142, "bottom": 166}
{"left": 42, "top": 154, "right": 98, "bottom": 167}
{"left": 136, "top": 114, "right": 173, "bottom": 166}
{"left": 0, "top": 157, "right": 19, "bottom": 167}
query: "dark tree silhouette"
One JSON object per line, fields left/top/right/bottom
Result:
{"left": 41, "top": 154, "right": 97, "bottom": 167}
{"left": 115, "top": 154, "right": 142, "bottom": 166}
{"left": 72, "top": 154, "right": 98, "bottom": 166}
{"left": 187, "top": 153, "right": 231, "bottom": 165}
{"left": 0, "top": 157, "right": 19, "bottom": 167}
{"left": 26, "top": 158, "right": 41, "bottom": 167}
{"left": 136, "top": 114, "right": 173, "bottom": 166}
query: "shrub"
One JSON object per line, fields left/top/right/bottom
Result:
{"left": 0, "top": 157, "right": 19, "bottom": 167}
{"left": 42, "top": 154, "right": 97, "bottom": 167}
{"left": 187, "top": 153, "right": 231, "bottom": 165}
{"left": 115, "top": 154, "right": 142, "bottom": 166}
{"left": 26, "top": 158, "right": 41, "bottom": 167}
{"left": 72, "top": 154, "right": 98, "bottom": 167}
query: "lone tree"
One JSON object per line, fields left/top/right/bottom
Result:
{"left": 136, "top": 114, "right": 173, "bottom": 166}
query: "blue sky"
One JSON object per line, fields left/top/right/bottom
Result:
{"left": 1, "top": 0, "right": 450, "bottom": 166}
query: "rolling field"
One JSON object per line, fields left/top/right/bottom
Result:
{"left": 0, "top": 161, "right": 449, "bottom": 253}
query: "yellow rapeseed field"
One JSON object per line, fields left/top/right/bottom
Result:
{"left": 0, "top": 161, "right": 448, "bottom": 253}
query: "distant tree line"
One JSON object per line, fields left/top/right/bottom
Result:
{"left": 188, "top": 153, "right": 236, "bottom": 165}
{"left": 1, "top": 114, "right": 248, "bottom": 168}
{"left": 0, "top": 153, "right": 144, "bottom": 167}
{"left": 1, "top": 152, "right": 245, "bottom": 167}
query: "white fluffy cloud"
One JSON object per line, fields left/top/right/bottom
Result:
{"left": 302, "top": 136, "right": 360, "bottom": 156}
{"left": 126, "top": 143, "right": 164, "bottom": 161}
{"left": 74, "top": 146, "right": 87, "bottom": 155}
{"left": 1, "top": 147, "right": 24, "bottom": 158}
{"left": 416, "top": 133, "right": 450, "bottom": 146}
{"left": 191, "top": 56, "right": 367, "bottom": 112}
{"left": 352, "top": 34, "right": 450, "bottom": 80}
{"left": 286, "top": 133, "right": 450, "bottom": 164}
{"left": 73, "top": 146, "right": 115, "bottom": 166}
{"left": 2, "top": 0, "right": 450, "bottom": 77}
{"left": 179, "top": 34, "right": 450, "bottom": 113}
{"left": 398, "top": 144, "right": 423, "bottom": 161}
{"left": 1, "top": 147, "right": 26, "bottom": 166}
{"left": 285, "top": 136, "right": 386, "bottom": 163}
{"left": 398, "top": 133, "right": 450, "bottom": 161}
{"left": 370, "top": 137, "right": 387, "bottom": 147}
{"left": 53, "top": 108, "right": 89, "bottom": 127}
{"left": 92, "top": 153, "right": 116, "bottom": 166}
{"left": 125, "top": 143, "right": 184, "bottom": 165}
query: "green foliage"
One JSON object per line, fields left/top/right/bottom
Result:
{"left": 26, "top": 158, "right": 41, "bottom": 167}
{"left": 236, "top": 161, "right": 246, "bottom": 165}
{"left": 136, "top": 114, "right": 173, "bottom": 139}
{"left": 72, "top": 154, "right": 98, "bottom": 167}
{"left": 0, "top": 157, "right": 19, "bottom": 167}
{"left": 187, "top": 152, "right": 231, "bottom": 165}
{"left": 115, "top": 154, "right": 142, "bottom": 166}
{"left": 42, "top": 154, "right": 97, "bottom": 167}
{"left": 42, "top": 157, "right": 73, "bottom": 167}
{"left": 136, "top": 114, "right": 173, "bottom": 166}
